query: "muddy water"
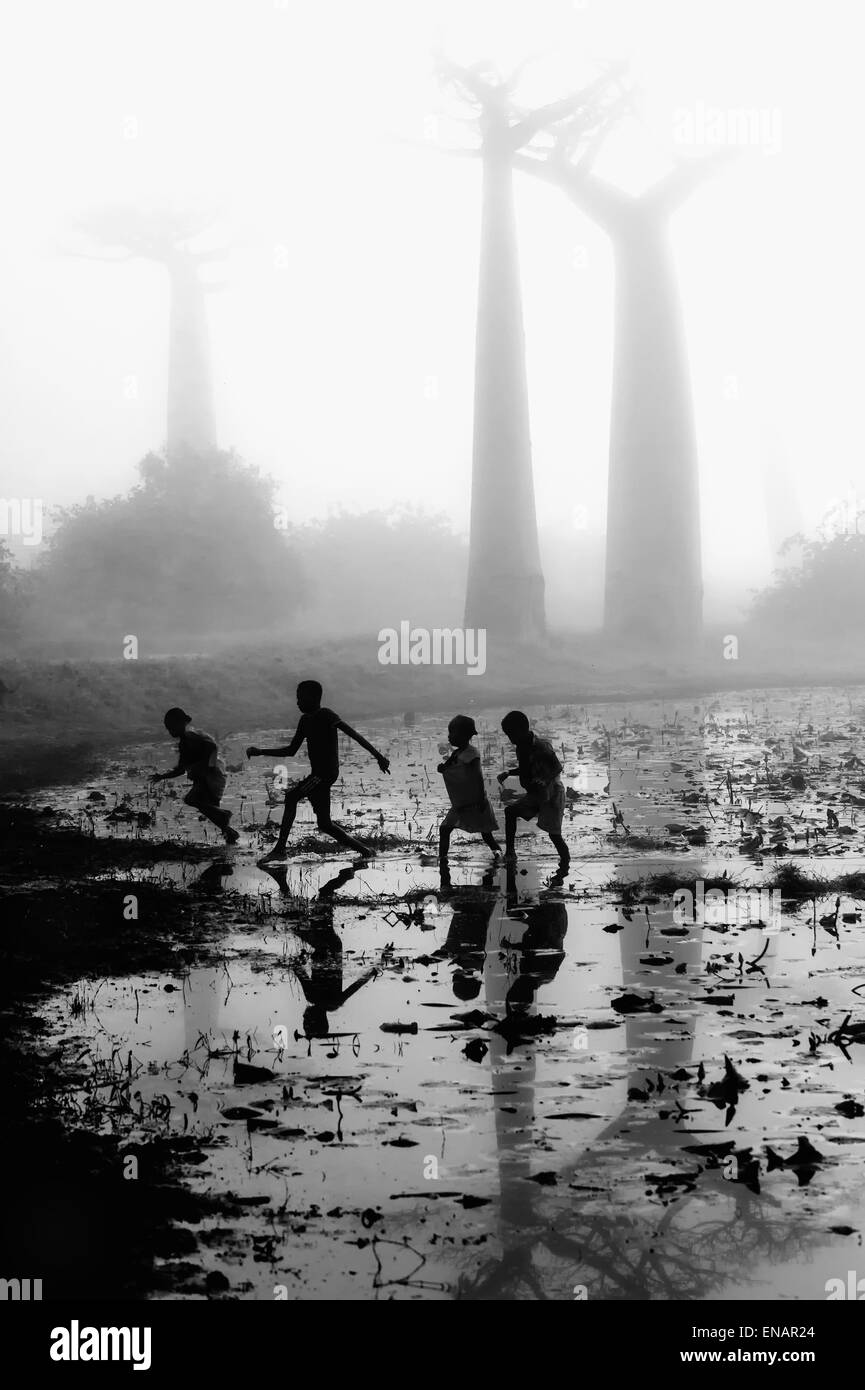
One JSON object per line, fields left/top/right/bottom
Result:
{"left": 25, "top": 687, "right": 865, "bottom": 1299}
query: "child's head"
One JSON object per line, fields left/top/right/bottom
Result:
{"left": 452, "top": 968, "right": 481, "bottom": 1001}
{"left": 163, "top": 707, "right": 192, "bottom": 738}
{"left": 447, "top": 714, "right": 477, "bottom": 748}
{"left": 297, "top": 680, "right": 323, "bottom": 714}
{"left": 501, "top": 710, "right": 530, "bottom": 744}
{"left": 303, "top": 1004, "right": 329, "bottom": 1038}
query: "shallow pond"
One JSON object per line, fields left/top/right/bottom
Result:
{"left": 22, "top": 686, "right": 865, "bottom": 1299}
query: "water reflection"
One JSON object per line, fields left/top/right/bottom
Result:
{"left": 455, "top": 718, "right": 828, "bottom": 1300}
{"left": 262, "top": 863, "right": 378, "bottom": 1039}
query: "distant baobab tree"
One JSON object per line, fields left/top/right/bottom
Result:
{"left": 516, "top": 122, "right": 733, "bottom": 647}
{"left": 67, "top": 203, "right": 227, "bottom": 460}
{"left": 436, "top": 59, "right": 623, "bottom": 642}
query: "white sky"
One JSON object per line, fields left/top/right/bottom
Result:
{"left": 1, "top": 0, "right": 864, "bottom": 608}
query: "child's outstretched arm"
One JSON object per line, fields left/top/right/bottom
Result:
{"left": 337, "top": 719, "right": 390, "bottom": 773}
{"left": 151, "top": 762, "right": 185, "bottom": 784}
{"left": 247, "top": 728, "right": 304, "bottom": 759}
{"left": 152, "top": 732, "right": 219, "bottom": 784}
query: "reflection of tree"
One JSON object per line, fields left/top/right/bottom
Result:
{"left": 453, "top": 866, "right": 569, "bottom": 1300}
{"left": 458, "top": 1044, "right": 820, "bottom": 1303}
{"left": 452, "top": 727, "right": 829, "bottom": 1300}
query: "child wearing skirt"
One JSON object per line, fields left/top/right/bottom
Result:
{"left": 437, "top": 715, "right": 501, "bottom": 862}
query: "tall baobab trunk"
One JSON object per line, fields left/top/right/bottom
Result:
{"left": 166, "top": 250, "right": 218, "bottom": 460}
{"left": 437, "top": 59, "right": 625, "bottom": 641}
{"left": 465, "top": 147, "right": 545, "bottom": 639}
{"left": 70, "top": 205, "right": 224, "bottom": 462}
{"left": 516, "top": 155, "right": 727, "bottom": 649}
{"left": 605, "top": 202, "right": 702, "bottom": 646}
{"left": 757, "top": 418, "right": 802, "bottom": 569}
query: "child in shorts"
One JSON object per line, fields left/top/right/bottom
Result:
{"left": 151, "top": 707, "right": 239, "bottom": 844}
{"left": 497, "top": 710, "right": 568, "bottom": 866}
{"left": 247, "top": 679, "right": 390, "bottom": 861}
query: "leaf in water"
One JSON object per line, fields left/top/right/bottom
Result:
{"left": 233, "top": 1060, "right": 275, "bottom": 1084}
{"left": 611, "top": 992, "right": 662, "bottom": 1015}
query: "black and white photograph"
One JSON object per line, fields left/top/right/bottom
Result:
{"left": 1, "top": 0, "right": 863, "bottom": 1358}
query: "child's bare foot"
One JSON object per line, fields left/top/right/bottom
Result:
{"left": 259, "top": 846, "right": 288, "bottom": 864}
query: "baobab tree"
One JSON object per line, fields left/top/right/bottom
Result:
{"left": 516, "top": 125, "right": 733, "bottom": 649}
{"left": 68, "top": 203, "right": 226, "bottom": 460}
{"left": 436, "top": 60, "right": 623, "bottom": 642}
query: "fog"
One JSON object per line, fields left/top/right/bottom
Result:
{"left": 1, "top": 0, "right": 863, "bottom": 652}
{"left": 7, "top": 2, "right": 865, "bottom": 1328}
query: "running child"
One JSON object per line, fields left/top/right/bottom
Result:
{"left": 246, "top": 679, "right": 390, "bottom": 861}
{"left": 437, "top": 714, "right": 500, "bottom": 862}
{"left": 497, "top": 710, "right": 569, "bottom": 867}
{"left": 151, "top": 707, "right": 239, "bottom": 844}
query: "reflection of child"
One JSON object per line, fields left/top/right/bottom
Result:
{"left": 262, "top": 863, "right": 377, "bottom": 1039}
{"left": 431, "top": 863, "right": 499, "bottom": 1000}
{"left": 293, "top": 941, "right": 376, "bottom": 1039}
{"left": 438, "top": 715, "right": 500, "bottom": 862}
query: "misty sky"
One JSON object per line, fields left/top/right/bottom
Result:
{"left": 2, "top": 0, "right": 864, "bottom": 613}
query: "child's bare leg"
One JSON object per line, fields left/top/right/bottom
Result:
{"left": 505, "top": 797, "right": 537, "bottom": 860}
{"left": 319, "top": 818, "right": 373, "bottom": 857}
{"left": 481, "top": 832, "right": 501, "bottom": 855}
{"left": 549, "top": 832, "right": 570, "bottom": 864}
{"left": 185, "top": 786, "right": 235, "bottom": 840}
{"left": 260, "top": 794, "right": 299, "bottom": 861}
{"left": 439, "top": 826, "right": 452, "bottom": 861}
